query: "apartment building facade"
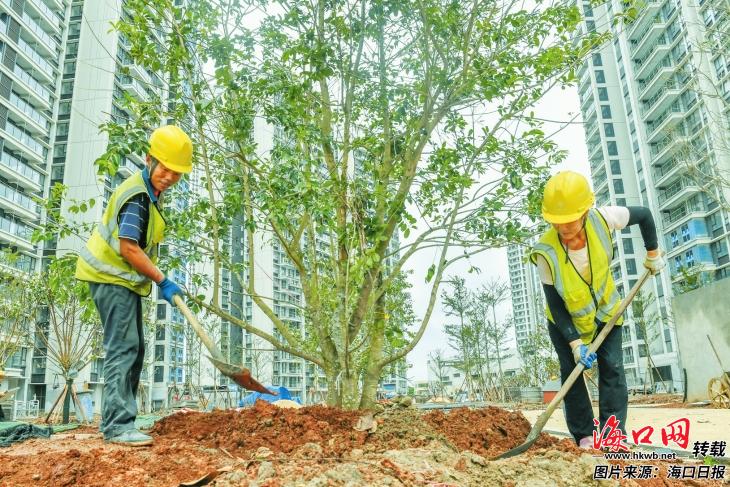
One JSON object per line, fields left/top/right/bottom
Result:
{"left": 571, "top": 0, "right": 730, "bottom": 392}
{"left": 507, "top": 239, "right": 546, "bottom": 350}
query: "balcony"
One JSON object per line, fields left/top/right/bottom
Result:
{"left": 2, "top": 120, "right": 47, "bottom": 162}
{"left": 19, "top": 11, "right": 57, "bottom": 56}
{"left": 653, "top": 157, "right": 683, "bottom": 187}
{"left": 658, "top": 178, "right": 699, "bottom": 208}
{"left": 0, "top": 215, "right": 34, "bottom": 249}
{"left": 639, "top": 64, "right": 675, "bottom": 100}
{"left": 25, "top": 0, "right": 62, "bottom": 34}
{"left": 647, "top": 106, "right": 685, "bottom": 143}
{"left": 0, "top": 150, "right": 43, "bottom": 191}
{"left": 10, "top": 64, "right": 53, "bottom": 107}
{"left": 6, "top": 91, "right": 49, "bottom": 133}
{"left": 628, "top": 0, "right": 665, "bottom": 41}
{"left": 0, "top": 180, "right": 40, "bottom": 219}
{"left": 118, "top": 157, "right": 141, "bottom": 177}
{"left": 642, "top": 83, "right": 683, "bottom": 122}
{"left": 631, "top": 20, "right": 667, "bottom": 60}
{"left": 16, "top": 38, "right": 56, "bottom": 82}
{"left": 119, "top": 75, "right": 149, "bottom": 100}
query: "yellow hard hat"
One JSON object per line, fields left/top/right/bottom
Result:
{"left": 148, "top": 125, "right": 193, "bottom": 174}
{"left": 541, "top": 171, "right": 594, "bottom": 224}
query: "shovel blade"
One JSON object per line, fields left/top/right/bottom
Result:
{"left": 206, "top": 355, "right": 276, "bottom": 395}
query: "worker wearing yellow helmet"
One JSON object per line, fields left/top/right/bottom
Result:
{"left": 530, "top": 171, "right": 665, "bottom": 449}
{"left": 75, "top": 125, "right": 193, "bottom": 446}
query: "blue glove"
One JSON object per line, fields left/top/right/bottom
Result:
{"left": 572, "top": 344, "right": 597, "bottom": 369}
{"left": 157, "top": 277, "right": 183, "bottom": 306}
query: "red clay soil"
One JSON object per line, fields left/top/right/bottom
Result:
{"left": 423, "top": 406, "right": 564, "bottom": 458}
{"left": 151, "top": 400, "right": 369, "bottom": 457}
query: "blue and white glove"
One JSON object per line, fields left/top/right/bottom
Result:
{"left": 572, "top": 343, "right": 597, "bottom": 369}
{"left": 157, "top": 277, "right": 183, "bottom": 306}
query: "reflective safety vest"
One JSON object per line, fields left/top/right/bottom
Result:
{"left": 75, "top": 171, "right": 165, "bottom": 296}
{"left": 529, "top": 209, "right": 622, "bottom": 343}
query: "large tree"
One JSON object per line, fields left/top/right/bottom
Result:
{"left": 53, "top": 0, "right": 600, "bottom": 408}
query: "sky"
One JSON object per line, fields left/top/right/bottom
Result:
{"left": 404, "top": 85, "right": 592, "bottom": 383}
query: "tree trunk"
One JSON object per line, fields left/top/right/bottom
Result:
{"left": 325, "top": 370, "right": 340, "bottom": 407}
{"left": 62, "top": 378, "right": 72, "bottom": 424}
{"left": 340, "top": 371, "right": 360, "bottom": 410}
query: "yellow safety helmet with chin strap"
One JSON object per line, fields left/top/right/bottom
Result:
{"left": 148, "top": 125, "right": 193, "bottom": 174}
{"left": 541, "top": 171, "right": 594, "bottom": 224}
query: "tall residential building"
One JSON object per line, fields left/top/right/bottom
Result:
{"left": 0, "top": 0, "right": 67, "bottom": 412}
{"left": 573, "top": 0, "right": 730, "bottom": 391}
{"left": 507, "top": 239, "right": 545, "bottom": 350}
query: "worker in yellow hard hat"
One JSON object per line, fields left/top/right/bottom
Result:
{"left": 530, "top": 171, "right": 665, "bottom": 449}
{"left": 75, "top": 125, "right": 193, "bottom": 446}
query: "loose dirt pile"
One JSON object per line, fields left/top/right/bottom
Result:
{"left": 0, "top": 401, "right": 723, "bottom": 486}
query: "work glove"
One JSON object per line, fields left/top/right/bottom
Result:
{"left": 572, "top": 343, "right": 597, "bottom": 369}
{"left": 157, "top": 277, "right": 183, "bottom": 306}
{"left": 644, "top": 251, "right": 666, "bottom": 276}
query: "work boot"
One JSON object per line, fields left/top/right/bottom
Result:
{"left": 106, "top": 429, "right": 153, "bottom": 446}
{"left": 578, "top": 436, "right": 594, "bottom": 449}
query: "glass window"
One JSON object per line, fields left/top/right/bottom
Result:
{"left": 592, "top": 53, "right": 602, "bottom": 66}
{"left": 155, "top": 344, "right": 164, "bottom": 361}
{"left": 154, "top": 366, "right": 164, "bottom": 383}
{"left": 610, "top": 159, "right": 621, "bottom": 174}
{"left": 607, "top": 141, "right": 618, "bottom": 156}
{"left": 61, "top": 81, "right": 74, "bottom": 96}
{"left": 626, "top": 258, "right": 637, "bottom": 274}
{"left": 623, "top": 239, "right": 634, "bottom": 254}
{"left": 604, "top": 123, "right": 615, "bottom": 137}
{"left": 601, "top": 105, "right": 612, "bottom": 119}
{"left": 595, "top": 70, "right": 605, "bottom": 83}
{"left": 613, "top": 178, "right": 624, "bottom": 193}
{"left": 598, "top": 87, "right": 608, "bottom": 101}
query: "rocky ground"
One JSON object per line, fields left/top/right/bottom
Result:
{"left": 0, "top": 401, "right": 725, "bottom": 486}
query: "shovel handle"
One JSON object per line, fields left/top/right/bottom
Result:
{"left": 174, "top": 295, "right": 226, "bottom": 362}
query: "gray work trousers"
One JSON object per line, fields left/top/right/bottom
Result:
{"left": 89, "top": 283, "right": 145, "bottom": 440}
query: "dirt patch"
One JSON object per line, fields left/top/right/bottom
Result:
{"left": 423, "top": 406, "right": 564, "bottom": 458}
{"left": 150, "top": 400, "right": 368, "bottom": 457}
{"left": 1, "top": 402, "right": 725, "bottom": 486}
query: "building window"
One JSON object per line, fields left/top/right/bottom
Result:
{"left": 155, "top": 344, "right": 164, "bottom": 361}
{"left": 613, "top": 178, "right": 623, "bottom": 193}
{"left": 623, "top": 239, "right": 634, "bottom": 254}
{"left": 154, "top": 366, "right": 164, "bottom": 383}
{"left": 592, "top": 53, "right": 602, "bottom": 66}
{"left": 685, "top": 249, "right": 695, "bottom": 267}
{"left": 598, "top": 87, "right": 608, "bottom": 101}
{"left": 595, "top": 70, "right": 605, "bottom": 83}
{"left": 601, "top": 105, "right": 612, "bottom": 119}
{"left": 157, "top": 304, "right": 166, "bottom": 320}
{"left": 626, "top": 258, "right": 637, "bottom": 275}
{"left": 604, "top": 123, "right": 615, "bottom": 137}
{"left": 607, "top": 141, "right": 618, "bottom": 156}
{"left": 610, "top": 159, "right": 621, "bottom": 174}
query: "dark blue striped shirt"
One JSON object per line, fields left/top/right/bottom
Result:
{"left": 117, "top": 167, "right": 159, "bottom": 247}
{"left": 118, "top": 194, "right": 150, "bottom": 247}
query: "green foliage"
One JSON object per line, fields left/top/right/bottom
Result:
{"left": 94, "top": 0, "right": 600, "bottom": 408}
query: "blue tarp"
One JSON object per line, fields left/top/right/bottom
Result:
{"left": 238, "top": 386, "right": 301, "bottom": 407}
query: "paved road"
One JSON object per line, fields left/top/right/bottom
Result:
{"left": 521, "top": 406, "right": 730, "bottom": 455}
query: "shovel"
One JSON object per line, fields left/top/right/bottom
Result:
{"left": 174, "top": 295, "right": 275, "bottom": 395}
{"left": 494, "top": 269, "right": 651, "bottom": 460}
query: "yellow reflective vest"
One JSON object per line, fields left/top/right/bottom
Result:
{"left": 529, "top": 209, "right": 622, "bottom": 344}
{"left": 75, "top": 171, "right": 165, "bottom": 296}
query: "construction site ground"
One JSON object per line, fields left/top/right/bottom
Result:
{"left": 0, "top": 400, "right": 728, "bottom": 487}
